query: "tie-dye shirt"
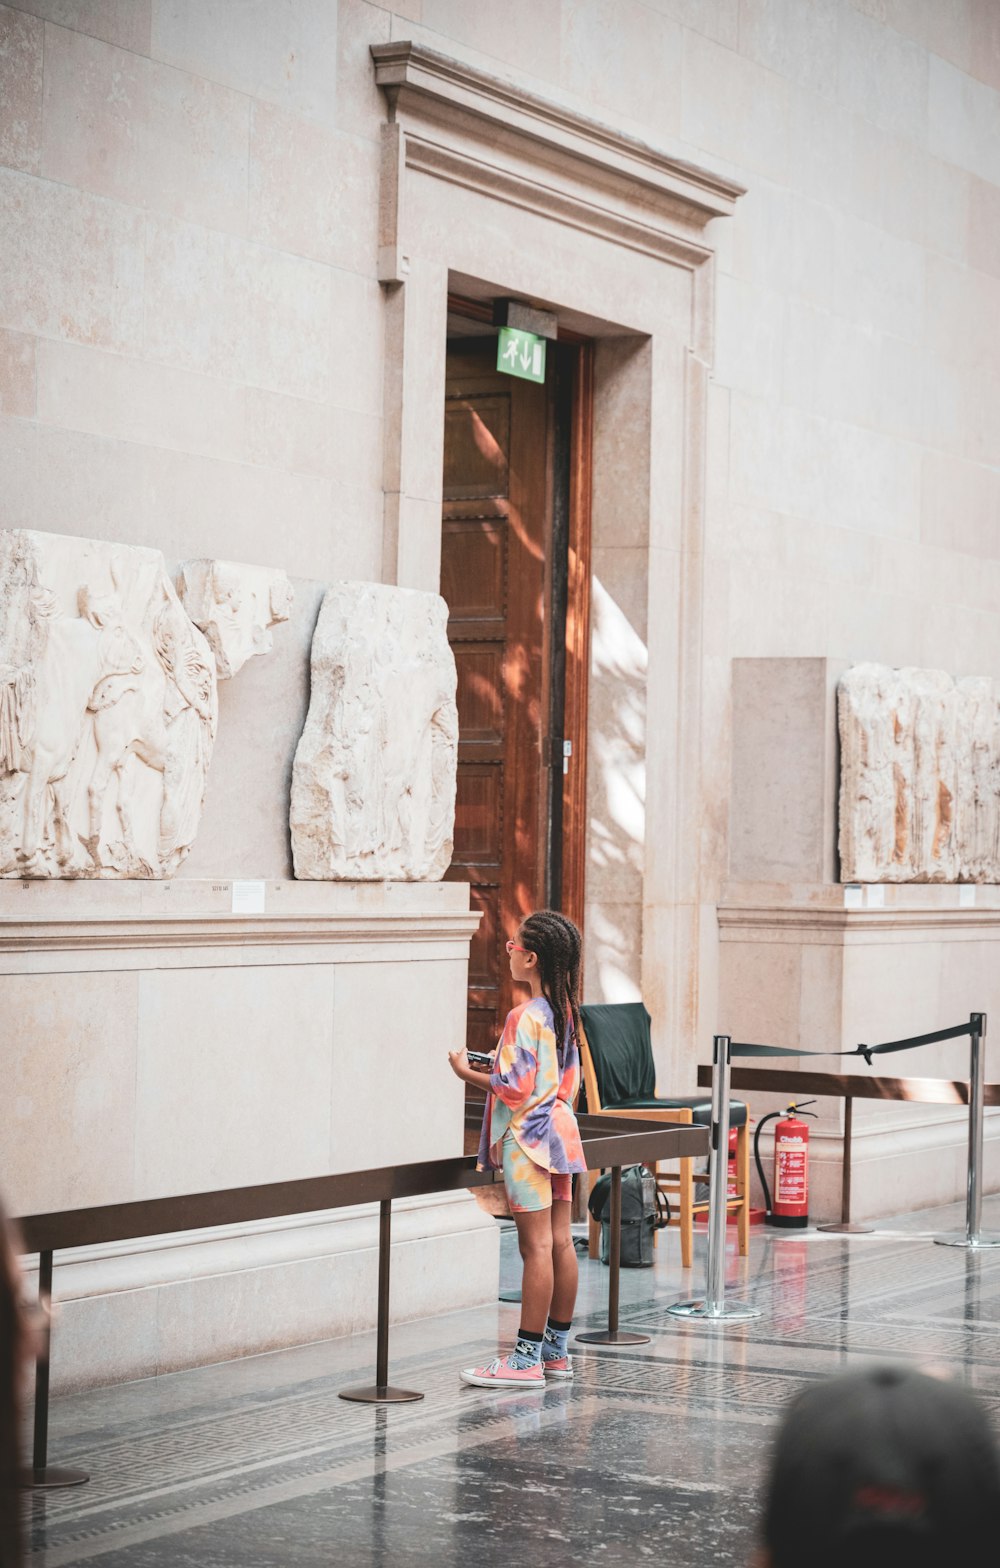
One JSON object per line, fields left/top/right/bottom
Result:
{"left": 477, "top": 997, "right": 587, "bottom": 1176}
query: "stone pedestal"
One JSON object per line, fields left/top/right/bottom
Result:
{"left": 1, "top": 879, "right": 496, "bottom": 1390}
{"left": 723, "top": 658, "right": 1000, "bottom": 1221}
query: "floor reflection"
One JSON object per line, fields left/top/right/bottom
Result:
{"left": 25, "top": 1194, "right": 1000, "bottom": 1566}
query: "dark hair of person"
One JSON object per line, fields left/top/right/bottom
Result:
{"left": 518, "top": 910, "right": 582, "bottom": 1061}
{"left": 762, "top": 1365, "right": 1000, "bottom": 1568}
{"left": 0, "top": 1196, "right": 26, "bottom": 1568}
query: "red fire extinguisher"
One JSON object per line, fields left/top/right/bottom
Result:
{"left": 753, "top": 1100, "right": 817, "bottom": 1229}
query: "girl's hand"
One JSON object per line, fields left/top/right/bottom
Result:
{"left": 448, "top": 1047, "right": 470, "bottom": 1080}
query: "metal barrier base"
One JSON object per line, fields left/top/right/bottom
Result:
{"left": 817, "top": 1221, "right": 875, "bottom": 1234}
{"left": 18, "top": 1466, "right": 89, "bottom": 1489}
{"left": 667, "top": 1299, "right": 761, "bottom": 1322}
{"left": 339, "top": 1385, "right": 424, "bottom": 1404}
{"left": 575, "top": 1329, "right": 649, "bottom": 1345}
{"left": 934, "top": 1233, "right": 1000, "bottom": 1249}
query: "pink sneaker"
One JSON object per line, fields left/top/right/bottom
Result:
{"left": 542, "top": 1355, "right": 573, "bottom": 1381}
{"left": 460, "top": 1355, "right": 545, "bottom": 1389}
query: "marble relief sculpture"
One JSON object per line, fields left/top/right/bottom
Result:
{"left": 839, "top": 663, "right": 1000, "bottom": 883}
{"left": 290, "top": 581, "right": 458, "bottom": 881}
{"left": 176, "top": 559, "right": 293, "bottom": 680}
{"left": 0, "top": 530, "right": 291, "bottom": 879}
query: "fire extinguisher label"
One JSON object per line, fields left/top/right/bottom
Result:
{"left": 776, "top": 1138, "right": 808, "bottom": 1205}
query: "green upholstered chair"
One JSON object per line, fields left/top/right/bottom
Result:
{"left": 578, "top": 1001, "right": 750, "bottom": 1269}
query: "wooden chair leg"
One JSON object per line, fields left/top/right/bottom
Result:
{"left": 572, "top": 1168, "right": 590, "bottom": 1225}
{"left": 679, "top": 1154, "right": 694, "bottom": 1269}
{"left": 736, "top": 1120, "right": 750, "bottom": 1256}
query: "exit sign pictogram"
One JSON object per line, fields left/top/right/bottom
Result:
{"left": 496, "top": 326, "right": 546, "bottom": 383}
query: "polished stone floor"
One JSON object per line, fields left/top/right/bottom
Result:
{"left": 25, "top": 1195, "right": 1000, "bottom": 1567}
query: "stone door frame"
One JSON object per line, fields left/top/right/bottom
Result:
{"left": 372, "top": 41, "right": 744, "bottom": 1072}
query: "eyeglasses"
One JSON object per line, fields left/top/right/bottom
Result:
{"left": 505, "top": 941, "right": 529, "bottom": 954}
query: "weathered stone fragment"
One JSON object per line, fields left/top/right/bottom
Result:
{"left": 838, "top": 662, "right": 1000, "bottom": 883}
{"left": 0, "top": 529, "right": 218, "bottom": 878}
{"left": 176, "top": 559, "right": 294, "bottom": 680}
{"left": 290, "top": 581, "right": 458, "bottom": 881}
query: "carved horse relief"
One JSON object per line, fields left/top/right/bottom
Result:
{"left": 0, "top": 531, "right": 290, "bottom": 879}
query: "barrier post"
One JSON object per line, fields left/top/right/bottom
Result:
{"left": 936, "top": 1013, "right": 1000, "bottom": 1250}
{"left": 668, "top": 1036, "right": 761, "bottom": 1323}
{"left": 19, "top": 1250, "right": 88, "bottom": 1489}
{"left": 576, "top": 1166, "right": 651, "bottom": 1346}
{"left": 339, "top": 1200, "right": 424, "bottom": 1402}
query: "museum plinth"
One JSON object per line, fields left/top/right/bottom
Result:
{"left": 1, "top": 879, "right": 497, "bottom": 1391}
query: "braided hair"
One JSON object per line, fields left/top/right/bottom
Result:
{"left": 517, "top": 910, "right": 583, "bottom": 1062}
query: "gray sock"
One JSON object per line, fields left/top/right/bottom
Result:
{"left": 509, "top": 1330, "right": 543, "bottom": 1368}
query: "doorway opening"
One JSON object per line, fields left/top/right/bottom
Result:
{"left": 440, "top": 293, "right": 592, "bottom": 1054}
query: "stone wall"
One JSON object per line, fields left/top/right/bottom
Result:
{"left": 2, "top": 1, "right": 999, "bottom": 1374}
{"left": 2, "top": 878, "right": 494, "bottom": 1388}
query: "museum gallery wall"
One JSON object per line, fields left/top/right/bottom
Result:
{"left": 0, "top": 528, "right": 458, "bottom": 882}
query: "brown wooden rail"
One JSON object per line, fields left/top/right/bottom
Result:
{"left": 696, "top": 1064, "right": 1000, "bottom": 1231}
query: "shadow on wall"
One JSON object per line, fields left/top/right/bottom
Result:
{"left": 586, "top": 573, "right": 647, "bottom": 1002}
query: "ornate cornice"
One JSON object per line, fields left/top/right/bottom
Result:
{"left": 370, "top": 41, "right": 745, "bottom": 280}
{"left": 372, "top": 41, "right": 744, "bottom": 218}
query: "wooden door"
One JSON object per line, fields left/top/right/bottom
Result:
{"left": 441, "top": 341, "right": 549, "bottom": 1051}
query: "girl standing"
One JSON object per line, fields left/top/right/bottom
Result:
{"left": 448, "top": 911, "right": 587, "bottom": 1388}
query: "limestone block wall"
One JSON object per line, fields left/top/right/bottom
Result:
{"left": 1, "top": 2, "right": 996, "bottom": 914}
{"left": 0, "top": 1, "right": 384, "bottom": 613}
{"left": 0, "top": 0, "right": 998, "bottom": 1352}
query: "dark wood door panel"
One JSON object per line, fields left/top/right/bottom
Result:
{"left": 453, "top": 644, "right": 505, "bottom": 745}
{"left": 467, "top": 885, "right": 499, "bottom": 988}
{"left": 442, "top": 336, "right": 549, "bottom": 1054}
{"left": 440, "top": 519, "right": 506, "bottom": 625}
{"left": 453, "top": 763, "right": 502, "bottom": 865}
{"left": 443, "top": 394, "right": 510, "bottom": 499}
{"left": 466, "top": 1009, "right": 502, "bottom": 1056}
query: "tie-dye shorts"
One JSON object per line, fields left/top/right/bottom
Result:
{"left": 502, "top": 1131, "right": 572, "bottom": 1212}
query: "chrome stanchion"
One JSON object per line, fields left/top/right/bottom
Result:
{"left": 936, "top": 1013, "right": 1000, "bottom": 1249}
{"left": 668, "top": 1036, "right": 761, "bottom": 1323}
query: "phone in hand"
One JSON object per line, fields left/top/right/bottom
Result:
{"left": 467, "top": 1050, "right": 495, "bottom": 1069}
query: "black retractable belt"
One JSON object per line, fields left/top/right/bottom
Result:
{"left": 730, "top": 1018, "right": 978, "bottom": 1064}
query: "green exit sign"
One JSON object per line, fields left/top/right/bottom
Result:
{"left": 496, "top": 326, "right": 546, "bottom": 383}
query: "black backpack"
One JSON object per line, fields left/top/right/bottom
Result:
{"left": 587, "top": 1166, "right": 670, "bottom": 1268}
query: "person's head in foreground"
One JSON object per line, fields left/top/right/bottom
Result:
{"left": 759, "top": 1364, "right": 1000, "bottom": 1568}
